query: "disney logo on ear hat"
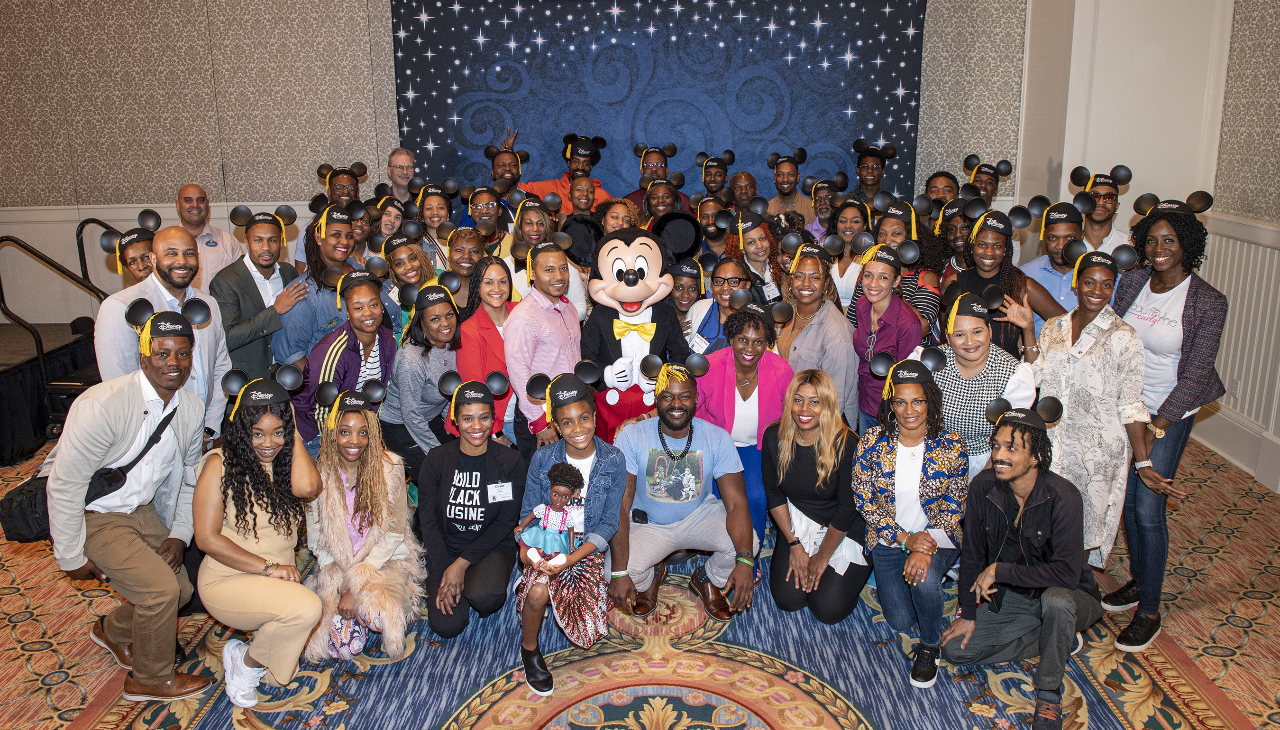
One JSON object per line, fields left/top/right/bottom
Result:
{"left": 694, "top": 150, "right": 736, "bottom": 175}
{"left": 986, "top": 396, "right": 1064, "bottom": 431}
{"left": 316, "top": 379, "right": 386, "bottom": 430}
{"left": 222, "top": 366, "right": 302, "bottom": 421}
{"left": 99, "top": 209, "right": 163, "bottom": 266}
{"left": 767, "top": 147, "right": 807, "bottom": 170}
{"left": 563, "top": 133, "right": 607, "bottom": 164}
{"left": 1069, "top": 164, "right": 1132, "bottom": 193}
{"left": 962, "top": 154, "right": 1013, "bottom": 182}
{"left": 124, "top": 298, "right": 209, "bottom": 355}
{"left": 853, "top": 138, "right": 897, "bottom": 164}
{"left": 439, "top": 370, "right": 511, "bottom": 422}
{"left": 317, "top": 162, "right": 368, "bottom": 186}
{"left": 1132, "top": 190, "right": 1214, "bottom": 217}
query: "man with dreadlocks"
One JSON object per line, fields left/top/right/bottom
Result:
{"left": 610, "top": 365, "right": 758, "bottom": 622}
{"left": 942, "top": 406, "right": 1102, "bottom": 730}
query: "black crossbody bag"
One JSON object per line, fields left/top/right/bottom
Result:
{"left": 0, "top": 409, "right": 178, "bottom": 543}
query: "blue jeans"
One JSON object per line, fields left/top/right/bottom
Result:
{"left": 871, "top": 544, "right": 958, "bottom": 647}
{"left": 859, "top": 411, "right": 879, "bottom": 435}
{"left": 304, "top": 434, "right": 321, "bottom": 460}
{"left": 1122, "top": 415, "right": 1195, "bottom": 614}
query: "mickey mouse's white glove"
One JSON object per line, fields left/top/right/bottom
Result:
{"left": 604, "top": 356, "right": 635, "bottom": 390}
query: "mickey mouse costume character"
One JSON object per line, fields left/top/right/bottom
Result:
{"left": 582, "top": 228, "right": 692, "bottom": 442}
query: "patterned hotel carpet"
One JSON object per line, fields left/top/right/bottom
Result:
{"left": 0, "top": 439, "right": 1271, "bottom": 730}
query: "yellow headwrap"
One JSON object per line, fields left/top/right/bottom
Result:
{"left": 655, "top": 364, "right": 691, "bottom": 395}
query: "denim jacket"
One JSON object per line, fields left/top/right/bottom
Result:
{"left": 523, "top": 437, "right": 626, "bottom": 554}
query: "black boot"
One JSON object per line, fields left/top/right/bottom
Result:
{"left": 521, "top": 646, "right": 554, "bottom": 696}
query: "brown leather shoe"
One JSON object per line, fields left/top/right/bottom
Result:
{"left": 121, "top": 672, "right": 213, "bottom": 702}
{"left": 632, "top": 563, "right": 667, "bottom": 617}
{"left": 690, "top": 569, "right": 733, "bottom": 621}
{"left": 89, "top": 618, "right": 133, "bottom": 670}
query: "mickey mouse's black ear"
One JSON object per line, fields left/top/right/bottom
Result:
{"left": 780, "top": 232, "right": 803, "bottom": 255}
{"left": 125, "top": 298, "right": 155, "bottom": 327}
{"left": 985, "top": 397, "right": 1012, "bottom": 424}
{"left": 100, "top": 230, "right": 121, "bottom": 253}
{"left": 401, "top": 219, "right": 422, "bottom": 239}
{"left": 833, "top": 171, "right": 849, "bottom": 191}
{"left": 911, "top": 194, "right": 933, "bottom": 221}
{"left": 853, "top": 139, "right": 870, "bottom": 153}
{"left": 517, "top": 150, "right": 530, "bottom": 163}
{"left": 562, "top": 133, "right": 578, "bottom": 145}
{"left": 229, "top": 205, "right": 253, "bottom": 227}
{"left": 766, "top": 152, "right": 781, "bottom": 170}
{"left": 1027, "top": 195, "right": 1050, "bottom": 218}
{"left": 694, "top": 152, "right": 709, "bottom": 167}
{"left": 510, "top": 240, "right": 531, "bottom": 261}
{"left": 821, "top": 234, "right": 844, "bottom": 256}
{"left": 438, "top": 270, "right": 462, "bottom": 294}
{"left": 275, "top": 364, "right": 304, "bottom": 391}
{"left": 507, "top": 188, "right": 527, "bottom": 207}
{"left": 345, "top": 201, "right": 366, "bottom": 221}
{"left": 485, "top": 371, "right": 510, "bottom": 397}
{"left": 831, "top": 192, "right": 847, "bottom": 208}
{"left": 897, "top": 240, "right": 920, "bottom": 266}
{"left": 574, "top": 360, "right": 602, "bottom": 384}
{"left": 441, "top": 178, "right": 460, "bottom": 196}
{"left": 1110, "top": 165, "right": 1132, "bottom": 186}
{"left": 1069, "top": 166, "right": 1092, "bottom": 188}
{"left": 374, "top": 183, "right": 391, "bottom": 200}
{"left": 365, "top": 255, "right": 390, "bottom": 278}
{"left": 770, "top": 301, "right": 794, "bottom": 325}
{"left": 364, "top": 203, "right": 384, "bottom": 221}
{"left": 484, "top": 144, "right": 500, "bottom": 160}
{"left": 714, "top": 210, "right": 733, "bottom": 230}
{"left": 669, "top": 171, "right": 685, "bottom": 189}
{"left": 138, "top": 209, "right": 161, "bottom": 232}
{"left": 801, "top": 176, "right": 817, "bottom": 196}
{"left": 1072, "top": 191, "right": 1096, "bottom": 216}
{"left": 1008, "top": 206, "right": 1032, "bottom": 229}
{"left": 1062, "top": 239, "right": 1089, "bottom": 267}
{"left": 633, "top": 143, "right": 648, "bottom": 158}
{"left": 439, "top": 371, "right": 464, "bottom": 399}
{"left": 882, "top": 144, "right": 896, "bottom": 160}
{"left": 995, "top": 160, "right": 1013, "bottom": 177}
{"left": 1133, "top": 193, "right": 1160, "bottom": 215}
{"left": 402, "top": 200, "right": 420, "bottom": 220}
{"left": 749, "top": 197, "right": 769, "bottom": 216}
{"left": 1112, "top": 244, "right": 1139, "bottom": 271}
{"left": 869, "top": 351, "right": 896, "bottom": 378}
{"left": 534, "top": 192, "right": 558, "bottom": 211}
{"left": 852, "top": 231, "right": 876, "bottom": 255}
{"left": 930, "top": 198, "right": 945, "bottom": 218}
{"left": 309, "top": 194, "right": 329, "bottom": 214}
{"left": 350, "top": 162, "right": 368, "bottom": 179}
{"left": 493, "top": 179, "right": 512, "bottom": 195}
{"left": 981, "top": 284, "right": 1005, "bottom": 311}
{"left": 793, "top": 148, "right": 807, "bottom": 164}
{"left": 920, "top": 346, "right": 946, "bottom": 373}
{"left": 181, "top": 299, "right": 211, "bottom": 327}
{"left": 639, "top": 354, "right": 664, "bottom": 380}
{"left": 639, "top": 173, "right": 655, "bottom": 189}
{"left": 274, "top": 205, "right": 297, "bottom": 226}
{"left": 398, "top": 283, "right": 419, "bottom": 308}
{"left": 525, "top": 373, "right": 550, "bottom": 400}
{"left": 1035, "top": 396, "right": 1063, "bottom": 425}
{"left": 460, "top": 184, "right": 477, "bottom": 202}
{"left": 361, "top": 379, "right": 385, "bottom": 404}
{"left": 959, "top": 183, "right": 981, "bottom": 201}
{"left": 1186, "top": 191, "right": 1214, "bottom": 213}
{"left": 408, "top": 177, "right": 426, "bottom": 195}
{"left": 721, "top": 150, "right": 735, "bottom": 165}
{"left": 940, "top": 281, "right": 961, "bottom": 316}
{"left": 317, "top": 164, "right": 334, "bottom": 179}
{"left": 728, "top": 288, "right": 754, "bottom": 310}
{"left": 316, "top": 381, "right": 341, "bottom": 407}
{"left": 963, "top": 154, "right": 981, "bottom": 171}
{"left": 222, "top": 369, "right": 250, "bottom": 396}
{"left": 872, "top": 190, "right": 896, "bottom": 212}
{"left": 551, "top": 231, "right": 573, "bottom": 250}
{"left": 963, "top": 197, "right": 989, "bottom": 220}
{"left": 662, "top": 142, "right": 677, "bottom": 157}
{"left": 591, "top": 136, "right": 607, "bottom": 149}
{"left": 685, "top": 352, "right": 710, "bottom": 377}
{"left": 688, "top": 192, "right": 704, "bottom": 210}
{"left": 696, "top": 251, "right": 718, "bottom": 272}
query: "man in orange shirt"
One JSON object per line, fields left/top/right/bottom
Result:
{"left": 517, "top": 133, "right": 613, "bottom": 218}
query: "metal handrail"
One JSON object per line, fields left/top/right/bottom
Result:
{"left": 0, "top": 235, "right": 109, "bottom": 302}
{"left": 75, "top": 218, "right": 118, "bottom": 289}
{"left": 0, "top": 269, "right": 50, "bottom": 405}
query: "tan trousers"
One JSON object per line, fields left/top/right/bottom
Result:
{"left": 198, "top": 565, "right": 323, "bottom": 687}
{"left": 83, "top": 503, "right": 193, "bottom": 685}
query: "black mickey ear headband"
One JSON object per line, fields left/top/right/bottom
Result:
{"left": 316, "top": 379, "right": 386, "bottom": 430}
{"left": 967, "top": 206, "right": 1033, "bottom": 246}
{"left": 229, "top": 205, "right": 297, "bottom": 237}
{"left": 317, "top": 162, "right": 369, "bottom": 187}
{"left": 484, "top": 145, "right": 531, "bottom": 176}
{"left": 1069, "top": 164, "right": 1132, "bottom": 192}
{"left": 767, "top": 148, "right": 808, "bottom": 170}
{"left": 1026, "top": 194, "right": 1096, "bottom": 240}
{"left": 321, "top": 268, "right": 383, "bottom": 308}
{"left": 962, "top": 154, "right": 1013, "bottom": 184}
{"left": 407, "top": 177, "right": 461, "bottom": 219}
{"left": 222, "top": 365, "right": 303, "bottom": 421}
{"left": 1062, "top": 241, "right": 1138, "bottom": 286}
{"left": 524, "top": 361, "right": 602, "bottom": 424}
{"left": 985, "top": 396, "right": 1063, "bottom": 430}
{"left": 125, "top": 298, "right": 209, "bottom": 355}
{"left": 872, "top": 192, "right": 934, "bottom": 239}
{"left": 634, "top": 142, "right": 678, "bottom": 172}
{"left": 853, "top": 138, "right": 897, "bottom": 163}
{"left": 307, "top": 195, "right": 367, "bottom": 241}
{"left": 562, "top": 133, "right": 607, "bottom": 164}
{"left": 99, "top": 209, "right": 163, "bottom": 262}
{"left": 726, "top": 288, "right": 795, "bottom": 327}
{"left": 1132, "top": 191, "right": 1214, "bottom": 217}
{"left": 801, "top": 173, "right": 850, "bottom": 200}
{"left": 694, "top": 150, "right": 736, "bottom": 178}
{"left": 714, "top": 198, "right": 769, "bottom": 239}
{"left": 640, "top": 172, "right": 686, "bottom": 192}
{"left": 869, "top": 350, "right": 945, "bottom": 400}
{"left": 438, "top": 370, "right": 511, "bottom": 423}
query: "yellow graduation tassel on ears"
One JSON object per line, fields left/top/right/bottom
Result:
{"left": 449, "top": 388, "right": 460, "bottom": 422}
{"left": 908, "top": 206, "right": 918, "bottom": 241}
{"left": 325, "top": 393, "right": 354, "bottom": 431}
{"left": 968, "top": 166, "right": 979, "bottom": 183}
{"left": 229, "top": 380, "right": 262, "bottom": 422}
{"left": 335, "top": 272, "right": 350, "bottom": 308}
{"left": 1070, "top": 251, "right": 1088, "bottom": 289}
{"left": 526, "top": 246, "right": 535, "bottom": 284}
{"left": 946, "top": 294, "right": 964, "bottom": 334}
{"left": 1085, "top": 176, "right": 1095, "bottom": 192}
{"left": 789, "top": 248, "right": 803, "bottom": 274}
{"left": 933, "top": 209, "right": 946, "bottom": 236}
{"left": 880, "top": 358, "right": 909, "bottom": 400}
{"left": 544, "top": 373, "right": 567, "bottom": 425}
{"left": 655, "top": 364, "right": 689, "bottom": 394}
{"left": 693, "top": 259, "right": 705, "bottom": 295}
{"left": 137, "top": 314, "right": 157, "bottom": 356}
{"left": 858, "top": 243, "right": 885, "bottom": 267}
{"left": 968, "top": 212, "right": 990, "bottom": 245}
{"left": 564, "top": 142, "right": 573, "bottom": 160}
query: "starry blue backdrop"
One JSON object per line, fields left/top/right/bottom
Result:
{"left": 391, "top": 0, "right": 926, "bottom": 200}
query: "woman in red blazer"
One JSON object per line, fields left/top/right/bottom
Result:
{"left": 695, "top": 304, "right": 794, "bottom": 548}
{"left": 455, "top": 256, "right": 517, "bottom": 441}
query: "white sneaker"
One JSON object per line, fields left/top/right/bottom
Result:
{"left": 222, "top": 639, "right": 266, "bottom": 708}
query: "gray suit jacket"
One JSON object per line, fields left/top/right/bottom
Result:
{"left": 209, "top": 257, "right": 299, "bottom": 381}
{"left": 45, "top": 372, "right": 205, "bottom": 571}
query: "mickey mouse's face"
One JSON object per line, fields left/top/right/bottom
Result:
{"left": 589, "top": 235, "right": 673, "bottom": 314}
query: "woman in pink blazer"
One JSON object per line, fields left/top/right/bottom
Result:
{"left": 695, "top": 304, "right": 794, "bottom": 547}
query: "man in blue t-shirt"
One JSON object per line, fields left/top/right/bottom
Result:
{"left": 610, "top": 366, "right": 758, "bottom": 621}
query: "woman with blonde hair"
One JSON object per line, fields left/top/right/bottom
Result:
{"left": 764, "top": 369, "right": 869, "bottom": 625}
{"left": 304, "top": 388, "right": 425, "bottom": 662}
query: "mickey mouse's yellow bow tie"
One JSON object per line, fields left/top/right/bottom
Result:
{"left": 613, "top": 320, "right": 657, "bottom": 342}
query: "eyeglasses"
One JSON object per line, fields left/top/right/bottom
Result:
{"left": 331, "top": 184, "right": 357, "bottom": 193}
{"left": 711, "top": 276, "right": 748, "bottom": 287}
{"left": 391, "top": 164, "right": 414, "bottom": 172}
{"left": 472, "top": 202, "right": 498, "bottom": 211}
{"left": 1089, "top": 192, "right": 1118, "bottom": 203}
{"left": 857, "top": 163, "right": 883, "bottom": 171}
{"left": 863, "top": 330, "right": 877, "bottom": 361}
{"left": 641, "top": 161, "right": 666, "bottom": 171}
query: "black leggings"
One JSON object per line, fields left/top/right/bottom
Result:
{"left": 425, "top": 548, "right": 517, "bottom": 639}
{"left": 769, "top": 545, "right": 873, "bottom": 625}
{"left": 381, "top": 420, "right": 427, "bottom": 481}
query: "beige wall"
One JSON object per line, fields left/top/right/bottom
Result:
{"left": 1214, "top": 0, "right": 1280, "bottom": 225}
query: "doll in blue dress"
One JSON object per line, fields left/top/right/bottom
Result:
{"left": 515, "top": 463, "right": 585, "bottom": 568}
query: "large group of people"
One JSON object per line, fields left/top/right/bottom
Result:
{"left": 40, "top": 139, "right": 1226, "bottom": 730}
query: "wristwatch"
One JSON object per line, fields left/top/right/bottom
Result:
{"left": 1134, "top": 460, "right": 1154, "bottom": 470}
{"left": 1146, "top": 422, "right": 1166, "bottom": 439}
